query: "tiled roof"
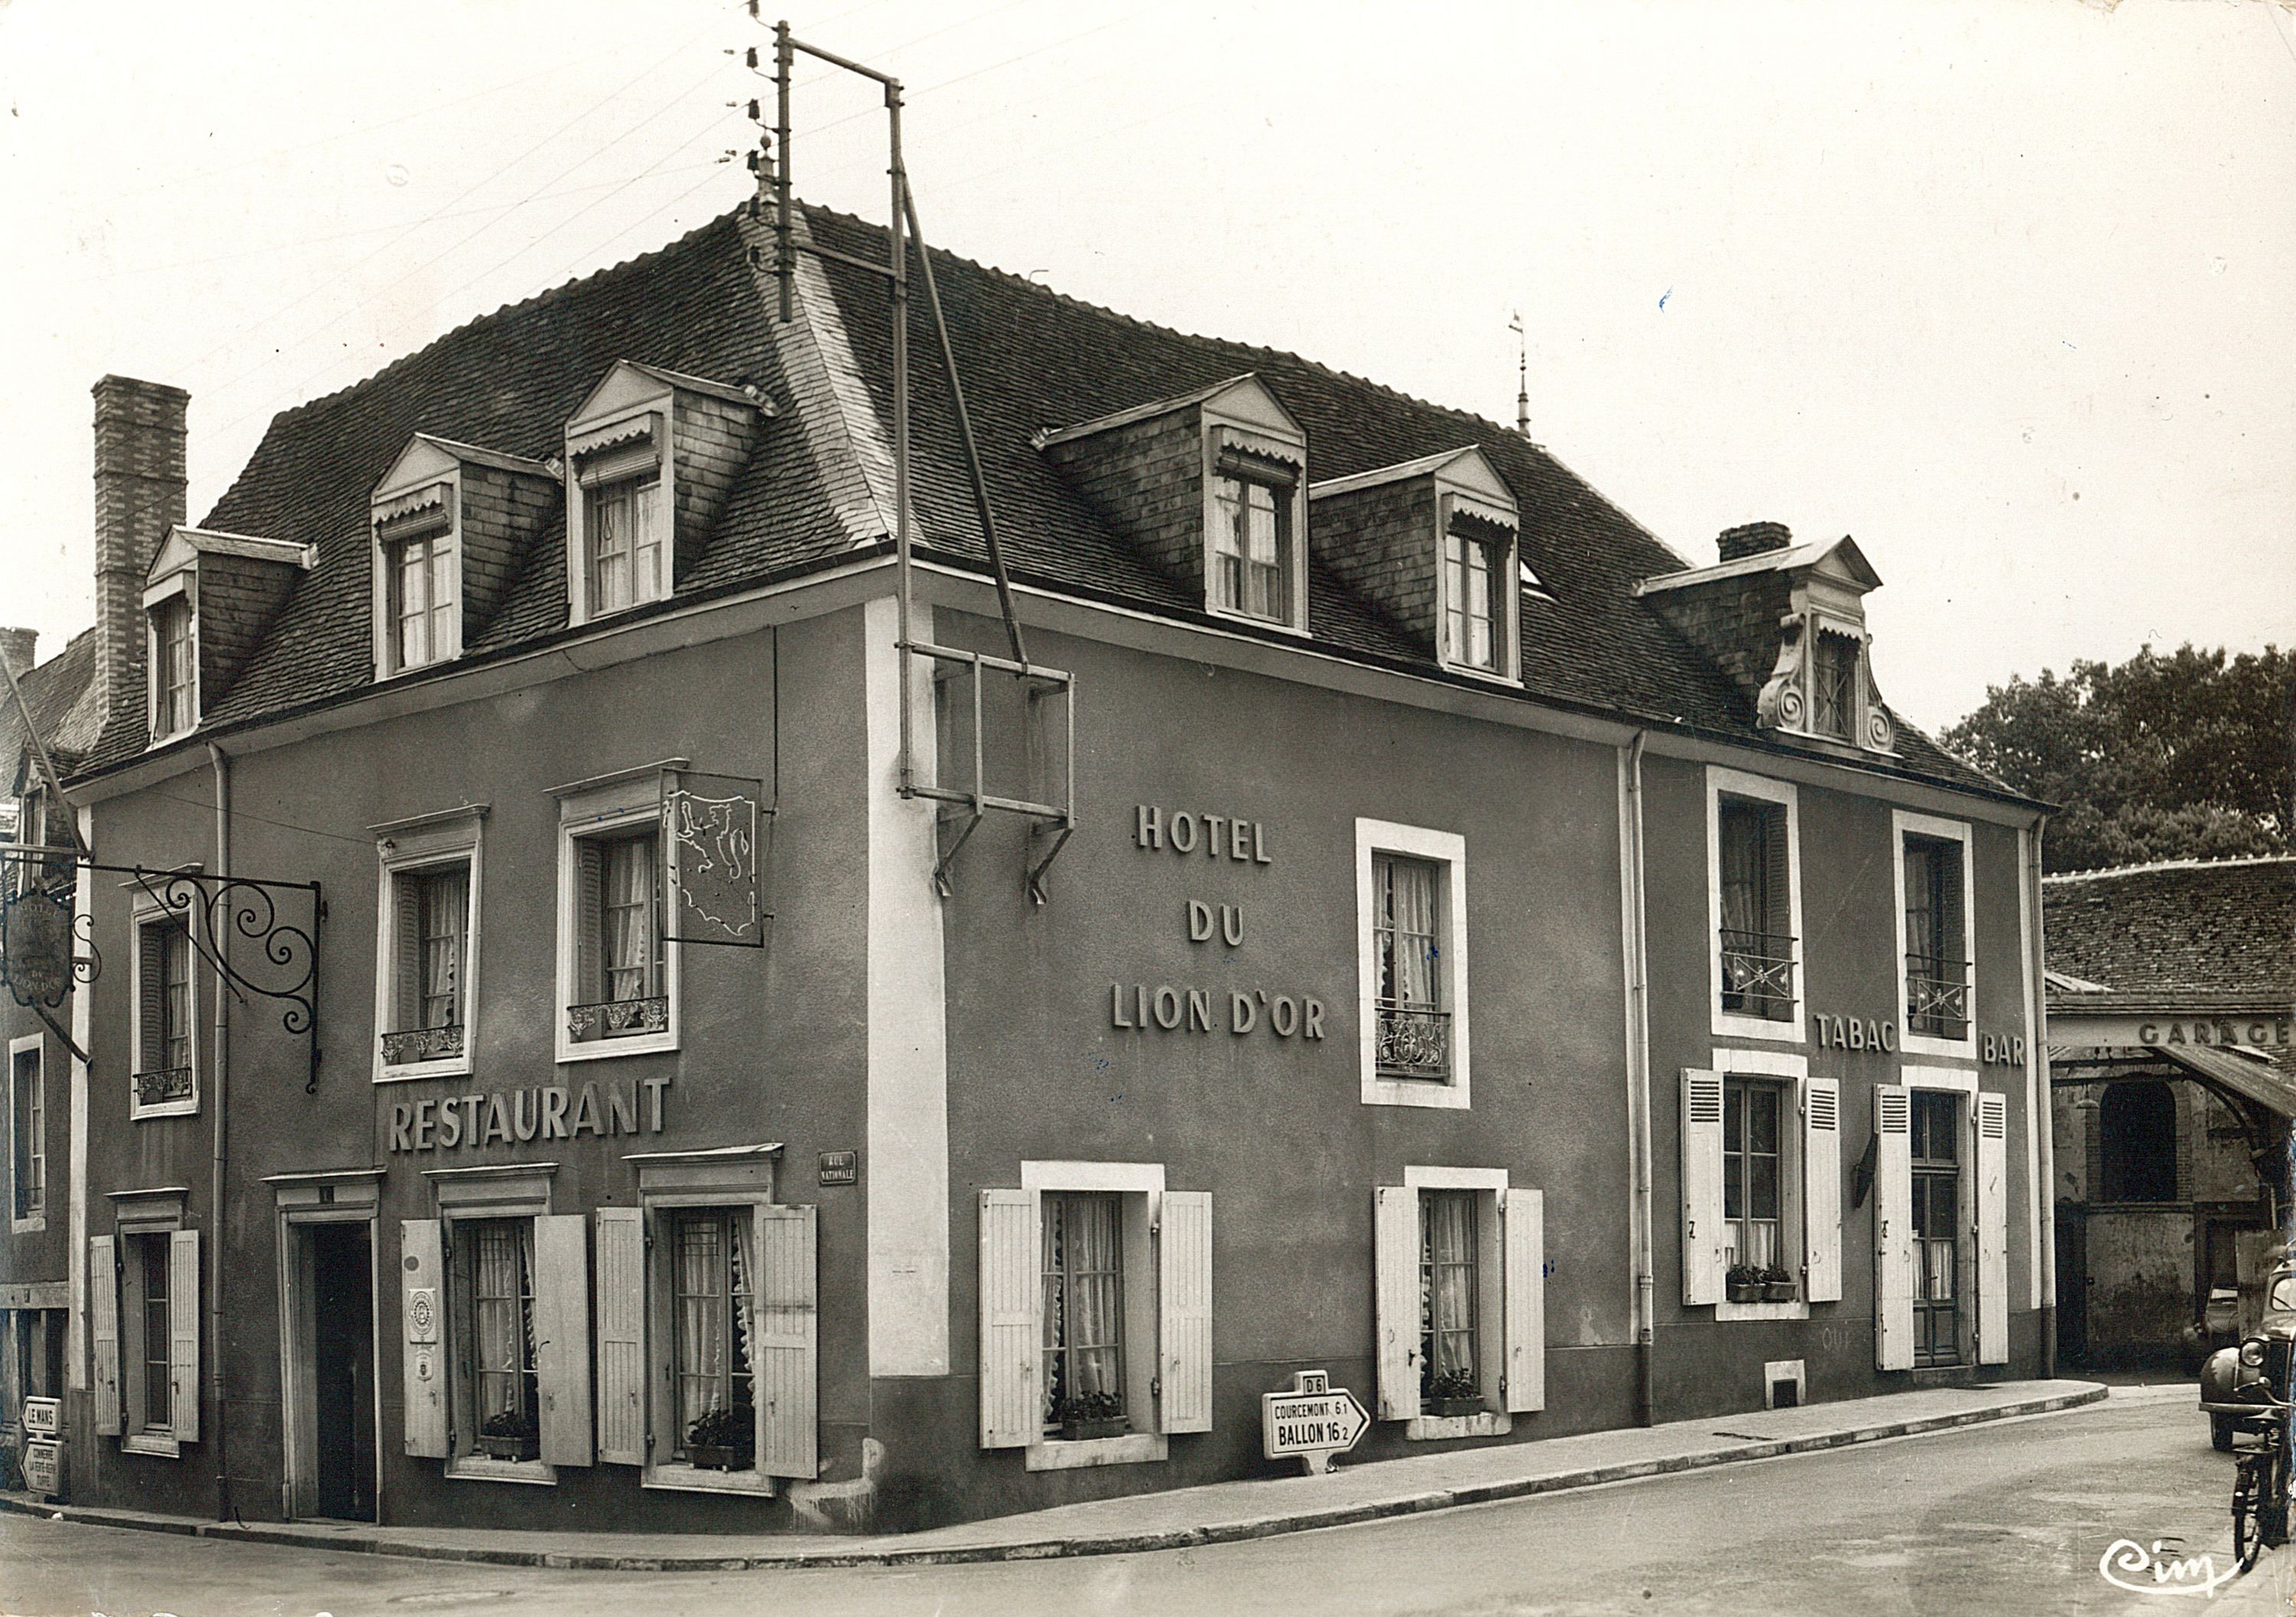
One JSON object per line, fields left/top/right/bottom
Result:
{"left": 2043, "top": 856, "right": 2296, "bottom": 1002}
{"left": 2, "top": 628, "right": 99, "bottom": 788}
{"left": 73, "top": 198, "right": 2005, "bottom": 801}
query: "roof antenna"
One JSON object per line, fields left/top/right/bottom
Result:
{"left": 1509, "top": 311, "right": 1531, "bottom": 439}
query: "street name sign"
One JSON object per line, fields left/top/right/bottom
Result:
{"left": 21, "top": 1396, "right": 60, "bottom": 1437}
{"left": 1261, "top": 1369, "right": 1367, "bottom": 1475}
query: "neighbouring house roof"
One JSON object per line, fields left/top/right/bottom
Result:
{"left": 2043, "top": 856, "right": 2296, "bottom": 1005}
{"left": 2, "top": 628, "right": 100, "bottom": 794}
{"left": 73, "top": 198, "right": 2011, "bottom": 802}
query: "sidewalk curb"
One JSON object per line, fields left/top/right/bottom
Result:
{"left": 0, "top": 1385, "right": 2109, "bottom": 1572}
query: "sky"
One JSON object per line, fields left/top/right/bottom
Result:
{"left": 2, "top": 0, "right": 2290, "bottom": 734}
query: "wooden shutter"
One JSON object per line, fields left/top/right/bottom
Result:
{"left": 1976, "top": 1092, "right": 2010, "bottom": 1364}
{"left": 1502, "top": 1187, "right": 1545, "bottom": 1413}
{"left": 1681, "top": 1070, "right": 1725, "bottom": 1305}
{"left": 138, "top": 926, "right": 165, "bottom": 1074}
{"left": 1874, "top": 1084, "right": 1915, "bottom": 1371}
{"left": 753, "top": 1204, "right": 818, "bottom": 1478}
{"left": 1762, "top": 804, "right": 1790, "bottom": 944}
{"left": 1802, "top": 1076, "right": 1843, "bottom": 1302}
{"left": 533, "top": 1214, "right": 592, "bottom": 1467}
{"left": 592, "top": 1207, "right": 646, "bottom": 1466}
{"left": 1156, "top": 1190, "right": 1213, "bottom": 1434}
{"left": 575, "top": 841, "right": 604, "bottom": 1011}
{"left": 393, "top": 875, "right": 423, "bottom": 1033}
{"left": 90, "top": 1235, "right": 121, "bottom": 1436}
{"left": 400, "top": 1219, "right": 448, "bottom": 1458}
{"left": 977, "top": 1188, "right": 1039, "bottom": 1449}
{"left": 168, "top": 1229, "right": 200, "bottom": 1443}
{"left": 1372, "top": 1186, "right": 1419, "bottom": 1420}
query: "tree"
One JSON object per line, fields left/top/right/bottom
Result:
{"left": 1939, "top": 644, "right": 2293, "bottom": 873}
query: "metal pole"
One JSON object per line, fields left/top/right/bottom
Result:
{"left": 889, "top": 81, "right": 914, "bottom": 794}
{"left": 775, "top": 20, "right": 794, "bottom": 323}
{"left": 206, "top": 742, "right": 231, "bottom": 1521}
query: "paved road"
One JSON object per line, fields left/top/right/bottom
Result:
{"left": 0, "top": 1387, "right": 2249, "bottom": 1617}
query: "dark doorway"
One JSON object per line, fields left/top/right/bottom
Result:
{"left": 2055, "top": 1209, "right": 2088, "bottom": 1365}
{"left": 310, "top": 1224, "right": 376, "bottom": 1521}
{"left": 2099, "top": 1082, "right": 2178, "bottom": 1204}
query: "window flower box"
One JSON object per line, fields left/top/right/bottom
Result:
{"left": 477, "top": 1410, "right": 540, "bottom": 1462}
{"left": 1424, "top": 1367, "right": 1482, "bottom": 1418}
{"left": 1726, "top": 1264, "right": 1764, "bottom": 1305}
{"left": 686, "top": 1405, "right": 755, "bottom": 1470}
{"left": 1057, "top": 1391, "right": 1128, "bottom": 1443}
{"left": 1761, "top": 1266, "right": 1798, "bottom": 1303}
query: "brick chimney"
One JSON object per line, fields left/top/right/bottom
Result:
{"left": 92, "top": 375, "right": 189, "bottom": 724}
{"left": 1717, "top": 521, "right": 1793, "bottom": 563}
{"left": 0, "top": 627, "right": 34, "bottom": 681}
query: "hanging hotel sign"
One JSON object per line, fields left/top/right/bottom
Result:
{"left": 662, "top": 770, "right": 771, "bottom": 947}
{"left": 1262, "top": 1370, "right": 1367, "bottom": 1475}
{"left": 0, "top": 882, "right": 76, "bottom": 1009}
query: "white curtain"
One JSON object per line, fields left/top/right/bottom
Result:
{"left": 1379, "top": 857, "right": 1439, "bottom": 1010}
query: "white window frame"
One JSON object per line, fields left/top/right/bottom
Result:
{"left": 369, "top": 471, "right": 463, "bottom": 679}
{"left": 1711, "top": 1046, "right": 1809, "bottom": 1322}
{"left": 427, "top": 1165, "right": 559, "bottom": 1485}
{"left": 566, "top": 392, "right": 675, "bottom": 628}
{"left": 1356, "top": 818, "right": 1471, "bottom": 1110}
{"left": 1706, "top": 768, "right": 1804, "bottom": 1045}
{"left": 129, "top": 895, "right": 199, "bottom": 1121}
{"left": 144, "top": 575, "right": 198, "bottom": 744}
{"left": 1900, "top": 1064, "right": 1982, "bottom": 1368}
{"left": 1199, "top": 416, "right": 1309, "bottom": 637}
{"left": 372, "top": 807, "right": 486, "bottom": 1083}
{"left": 106, "top": 1187, "right": 194, "bottom": 1459}
{"left": 9, "top": 1034, "right": 44, "bottom": 1233}
{"left": 1016, "top": 1160, "right": 1169, "bottom": 1472}
{"left": 554, "top": 765, "right": 680, "bottom": 1064}
{"left": 1436, "top": 494, "right": 1522, "bottom": 685}
{"left": 1893, "top": 810, "right": 1977, "bottom": 1060}
{"left": 1397, "top": 1165, "right": 1513, "bottom": 1440}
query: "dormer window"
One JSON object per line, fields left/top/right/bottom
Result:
{"left": 377, "top": 487, "right": 458, "bottom": 673}
{"left": 584, "top": 461, "right": 665, "bottom": 615}
{"left": 1810, "top": 628, "right": 1859, "bottom": 742}
{"left": 142, "top": 526, "right": 315, "bottom": 747}
{"left": 152, "top": 595, "right": 195, "bottom": 740}
{"left": 1443, "top": 528, "right": 1502, "bottom": 672}
{"left": 1212, "top": 464, "right": 1293, "bottom": 623}
{"left": 370, "top": 435, "right": 556, "bottom": 680}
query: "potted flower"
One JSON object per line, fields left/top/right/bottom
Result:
{"left": 476, "top": 1408, "right": 540, "bottom": 1462}
{"left": 687, "top": 1403, "right": 755, "bottom": 1471}
{"left": 1726, "top": 1263, "right": 1764, "bottom": 1304}
{"left": 1058, "top": 1390, "right": 1130, "bottom": 1442}
{"left": 1761, "top": 1263, "right": 1798, "bottom": 1303}
{"left": 1424, "top": 1366, "right": 1482, "bottom": 1418}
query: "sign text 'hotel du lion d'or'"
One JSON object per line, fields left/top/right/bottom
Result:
{"left": 1112, "top": 804, "right": 1329, "bottom": 1042}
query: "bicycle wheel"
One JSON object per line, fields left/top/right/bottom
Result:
{"left": 2236, "top": 1453, "right": 2265, "bottom": 1573}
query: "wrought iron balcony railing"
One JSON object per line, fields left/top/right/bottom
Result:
{"left": 380, "top": 1024, "right": 465, "bottom": 1065}
{"left": 133, "top": 1066, "right": 193, "bottom": 1106}
{"left": 1719, "top": 929, "right": 1796, "bottom": 1021}
{"left": 1376, "top": 1002, "right": 1451, "bottom": 1080}
{"left": 1906, "top": 953, "right": 1971, "bottom": 1038}
{"left": 566, "top": 995, "right": 669, "bottom": 1042}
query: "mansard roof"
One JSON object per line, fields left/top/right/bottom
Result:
{"left": 75, "top": 198, "right": 2007, "bottom": 802}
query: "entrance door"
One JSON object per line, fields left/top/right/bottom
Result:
{"left": 298, "top": 1223, "right": 377, "bottom": 1521}
{"left": 1910, "top": 1090, "right": 1962, "bottom": 1368}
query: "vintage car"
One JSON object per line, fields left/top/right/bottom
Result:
{"left": 2185, "top": 1286, "right": 2244, "bottom": 1372}
{"left": 2201, "top": 1264, "right": 2296, "bottom": 1451}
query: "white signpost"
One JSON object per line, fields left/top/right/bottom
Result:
{"left": 21, "top": 1397, "right": 62, "bottom": 1498}
{"left": 1261, "top": 1369, "right": 1368, "bottom": 1475}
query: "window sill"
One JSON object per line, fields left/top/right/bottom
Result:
{"left": 445, "top": 1456, "right": 556, "bottom": 1485}
{"left": 1714, "top": 1299, "right": 1810, "bottom": 1323}
{"left": 376, "top": 1058, "right": 475, "bottom": 1085}
{"left": 1899, "top": 1030, "right": 1976, "bottom": 1061}
{"left": 121, "top": 1432, "right": 181, "bottom": 1459}
{"left": 11, "top": 1215, "right": 46, "bottom": 1235}
{"left": 644, "top": 1462, "right": 775, "bottom": 1497}
{"left": 1204, "top": 602, "right": 1310, "bottom": 638}
{"left": 1022, "top": 1431, "right": 1169, "bottom": 1472}
{"left": 1438, "top": 658, "right": 1521, "bottom": 689}
{"left": 130, "top": 1100, "right": 199, "bottom": 1123}
{"left": 556, "top": 1031, "right": 678, "bottom": 1065}
{"left": 1404, "top": 1410, "right": 1512, "bottom": 1442}
{"left": 1712, "top": 1009, "right": 1804, "bottom": 1045}
{"left": 1362, "top": 1074, "right": 1469, "bottom": 1110}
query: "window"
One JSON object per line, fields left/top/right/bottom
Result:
{"left": 1903, "top": 836, "right": 1968, "bottom": 1038}
{"left": 460, "top": 1218, "right": 540, "bottom": 1459}
{"left": 152, "top": 595, "right": 195, "bottom": 739}
{"left": 1443, "top": 530, "right": 1502, "bottom": 672}
{"left": 1212, "top": 471, "right": 1290, "bottom": 623}
{"left": 670, "top": 1209, "right": 755, "bottom": 1462}
{"left": 1810, "top": 629, "right": 1859, "bottom": 740}
{"left": 1041, "top": 1191, "right": 1125, "bottom": 1433}
{"left": 91, "top": 1210, "right": 197, "bottom": 1455}
{"left": 11, "top": 1038, "right": 43, "bottom": 1225}
{"left": 1723, "top": 1078, "right": 1782, "bottom": 1271}
{"left": 2099, "top": 1081, "right": 2178, "bottom": 1204}
{"left": 587, "top": 475, "right": 665, "bottom": 615}
{"left": 373, "top": 808, "right": 483, "bottom": 1080}
{"left": 555, "top": 770, "right": 680, "bottom": 1062}
{"left": 1372, "top": 1171, "right": 1544, "bottom": 1432}
{"left": 1708, "top": 770, "right": 1801, "bottom": 1041}
{"left": 132, "top": 915, "right": 197, "bottom": 1116}
{"left": 1356, "top": 820, "right": 1471, "bottom": 1110}
{"left": 978, "top": 1163, "right": 1211, "bottom": 1467}
{"left": 388, "top": 530, "right": 457, "bottom": 671}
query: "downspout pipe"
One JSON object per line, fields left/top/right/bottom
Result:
{"left": 207, "top": 741, "right": 230, "bottom": 1521}
{"left": 1622, "top": 730, "right": 1656, "bottom": 1425}
{"left": 2027, "top": 817, "right": 2056, "bottom": 1377}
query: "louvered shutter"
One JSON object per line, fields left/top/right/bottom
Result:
{"left": 1874, "top": 1084, "right": 1915, "bottom": 1371}
{"left": 575, "top": 840, "right": 604, "bottom": 1012}
{"left": 977, "top": 1189, "right": 1038, "bottom": 1448}
{"left": 393, "top": 875, "right": 422, "bottom": 1035}
{"left": 754, "top": 1204, "right": 818, "bottom": 1478}
{"left": 1802, "top": 1077, "right": 1843, "bottom": 1302}
{"left": 138, "top": 927, "right": 165, "bottom": 1075}
{"left": 533, "top": 1214, "right": 592, "bottom": 1466}
{"left": 1372, "top": 1186, "right": 1420, "bottom": 1420}
{"left": 1156, "top": 1190, "right": 1213, "bottom": 1434}
{"left": 1502, "top": 1187, "right": 1545, "bottom": 1413}
{"left": 90, "top": 1235, "right": 121, "bottom": 1435}
{"left": 1976, "top": 1092, "right": 2010, "bottom": 1364}
{"left": 168, "top": 1230, "right": 200, "bottom": 1443}
{"left": 1763, "top": 806, "right": 1791, "bottom": 947}
{"left": 592, "top": 1207, "right": 646, "bottom": 1466}
{"left": 1681, "top": 1070, "right": 1725, "bottom": 1305}
{"left": 400, "top": 1219, "right": 448, "bottom": 1457}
